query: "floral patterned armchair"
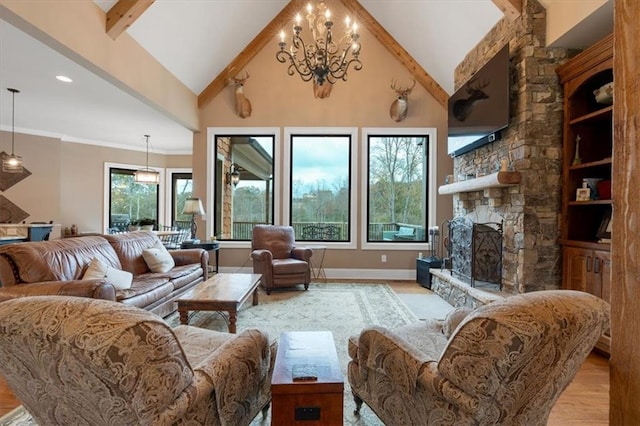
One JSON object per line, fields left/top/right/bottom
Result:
{"left": 347, "top": 290, "right": 610, "bottom": 426}
{"left": 0, "top": 296, "right": 275, "bottom": 426}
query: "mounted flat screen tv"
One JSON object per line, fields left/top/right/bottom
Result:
{"left": 447, "top": 44, "right": 510, "bottom": 157}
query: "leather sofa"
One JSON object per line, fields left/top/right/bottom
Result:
{"left": 0, "top": 231, "right": 208, "bottom": 318}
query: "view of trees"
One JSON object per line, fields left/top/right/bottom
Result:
{"left": 232, "top": 181, "right": 271, "bottom": 224}
{"left": 220, "top": 134, "right": 427, "bottom": 242}
{"left": 173, "top": 175, "right": 193, "bottom": 222}
{"left": 368, "top": 136, "right": 426, "bottom": 229}
{"left": 109, "top": 169, "right": 193, "bottom": 230}
{"left": 110, "top": 169, "right": 158, "bottom": 227}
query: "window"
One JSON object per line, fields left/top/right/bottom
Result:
{"left": 108, "top": 167, "right": 159, "bottom": 231}
{"left": 284, "top": 129, "right": 357, "bottom": 245}
{"left": 362, "top": 128, "right": 437, "bottom": 250}
{"left": 213, "top": 133, "right": 275, "bottom": 241}
{"left": 170, "top": 171, "right": 193, "bottom": 224}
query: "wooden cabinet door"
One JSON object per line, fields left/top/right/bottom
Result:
{"left": 563, "top": 246, "right": 590, "bottom": 292}
{"left": 594, "top": 250, "right": 611, "bottom": 302}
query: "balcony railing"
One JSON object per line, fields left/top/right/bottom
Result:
{"left": 228, "top": 222, "right": 424, "bottom": 241}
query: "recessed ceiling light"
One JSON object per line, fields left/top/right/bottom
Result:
{"left": 56, "top": 75, "right": 73, "bottom": 83}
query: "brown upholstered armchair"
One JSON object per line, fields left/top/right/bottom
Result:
{"left": 251, "top": 225, "right": 312, "bottom": 295}
{"left": 0, "top": 296, "right": 275, "bottom": 426}
{"left": 348, "top": 290, "right": 610, "bottom": 426}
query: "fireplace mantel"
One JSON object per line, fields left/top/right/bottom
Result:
{"left": 438, "top": 171, "right": 521, "bottom": 195}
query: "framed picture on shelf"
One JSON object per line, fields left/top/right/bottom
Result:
{"left": 576, "top": 187, "right": 591, "bottom": 201}
{"left": 597, "top": 209, "right": 612, "bottom": 239}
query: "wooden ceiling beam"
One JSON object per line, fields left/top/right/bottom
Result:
{"left": 106, "top": 0, "right": 155, "bottom": 40}
{"left": 339, "top": 0, "right": 448, "bottom": 107}
{"left": 198, "top": 0, "right": 306, "bottom": 108}
{"left": 492, "top": 0, "right": 522, "bottom": 21}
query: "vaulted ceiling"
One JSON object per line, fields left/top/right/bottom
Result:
{"left": 0, "top": 0, "right": 612, "bottom": 153}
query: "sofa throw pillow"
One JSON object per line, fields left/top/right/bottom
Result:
{"left": 142, "top": 243, "right": 175, "bottom": 273}
{"left": 82, "top": 257, "right": 133, "bottom": 290}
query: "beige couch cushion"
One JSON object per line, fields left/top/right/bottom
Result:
{"left": 142, "top": 242, "right": 175, "bottom": 273}
{"left": 83, "top": 257, "right": 133, "bottom": 290}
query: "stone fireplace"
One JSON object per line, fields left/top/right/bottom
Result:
{"left": 432, "top": 0, "right": 575, "bottom": 306}
{"left": 445, "top": 217, "right": 503, "bottom": 290}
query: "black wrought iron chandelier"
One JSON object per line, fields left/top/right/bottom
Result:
{"left": 276, "top": 2, "right": 362, "bottom": 87}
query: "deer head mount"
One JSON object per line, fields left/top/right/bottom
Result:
{"left": 232, "top": 71, "right": 252, "bottom": 119}
{"left": 313, "top": 80, "right": 333, "bottom": 99}
{"left": 389, "top": 79, "right": 416, "bottom": 122}
{"left": 452, "top": 78, "right": 490, "bottom": 122}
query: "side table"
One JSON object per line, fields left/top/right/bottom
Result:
{"left": 416, "top": 256, "right": 442, "bottom": 289}
{"left": 181, "top": 240, "right": 219, "bottom": 275}
{"left": 311, "top": 246, "right": 327, "bottom": 281}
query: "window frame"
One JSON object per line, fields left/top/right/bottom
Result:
{"left": 360, "top": 127, "right": 438, "bottom": 251}
{"left": 283, "top": 127, "right": 358, "bottom": 249}
{"left": 103, "top": 162, "right": 166, "bottom": 233}
{"left": 207, "top": 127, "right": 281, "bottom": 249}
{"left": 164, "top": 168, "right": 192, "bottom": 226}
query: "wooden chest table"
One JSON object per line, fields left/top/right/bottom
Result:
{"left": 271, "top": 331, "right": 344, "bottom": 425}
{"left": 176, "top": 273, "right": 261, "bottom": 333}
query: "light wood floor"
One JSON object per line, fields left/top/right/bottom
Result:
{"left": 0, "top": 281, "right": 610, "bottom": 424}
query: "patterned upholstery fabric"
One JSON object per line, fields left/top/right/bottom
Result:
{"left": 348, "top": 290, "right": 610, "bottom": 426}
{"left": 0, "top": 296, "right": 274, "bottom": 426}
{"left": 250, "top": 225, "right": 312, "bottom": 294}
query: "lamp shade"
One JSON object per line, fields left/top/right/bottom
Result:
{"left": 182, "top": 198, "right": 205, "bottom": 215}
{"left": 134, "top": 169, "right": 160, "bottom": 184}
{"left": 135, "top": 134, "right": 159, "bottom": 184}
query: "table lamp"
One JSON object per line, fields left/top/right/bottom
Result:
{"left": 182, "top": 197, "right": 205, "bottom": 240}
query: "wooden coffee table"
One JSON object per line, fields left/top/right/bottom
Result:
{"left": 176, "top": 273, "right": 261, "bottom": 333}
{"left": 271, "top": 331, "right": 344, "bottom": 425}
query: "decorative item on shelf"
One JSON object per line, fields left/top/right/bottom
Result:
{"left": 500, "top": 158, "right": 509, "bottom": 172}
{"left": 572, "top": 134, "right": 582, "bottom": 165}
{"left": 182, "top": 197, "right": 205, "bottom": 240}
{"left": 444, "top": 174, "right": 453, "bottom": 184}
{"left": 576, "top": 180, "right": 591, "bottom": 201}
{"left": 583, "top": 178, "right": 604, "bottom": 200}
{"left": 226, "top": 163, "right": 240, "bottom": 187}
{"left": 134, "top": 135, "right": 160, "bottom": 184}
{"left": 597, "top": 179, "right": 611, "bottom": 199}
{"left": 593, "top": 82, "right": 613, "bottom": 104}
{"left": 597, "top": 208, "right": 612, "bottom": 240}
{"left": 276, "top": 1, "right": 362, "bottom": 95}
{"left": 3, "top": 88, "right": 23, "bottom": 173}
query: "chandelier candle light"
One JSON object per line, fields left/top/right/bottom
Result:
{"left": 3, "top": 88, "right": 23, "bottom": 173}
{"left": 276, "top": 2, "right": 362, "bottom": 88}
{"left": 134, "top": 134, "right": 160, "bottom": 184}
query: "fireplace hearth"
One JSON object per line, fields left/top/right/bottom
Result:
{"left": 443, "top": 217, "right": 503, "bottom": 290}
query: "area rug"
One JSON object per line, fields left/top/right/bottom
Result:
{"left": 0, "top": 282, "right": 420, "bottom": 426}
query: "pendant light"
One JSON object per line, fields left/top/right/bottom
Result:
{"left": 134, "top": 134, "right": 160, "bottom": 184}
{"left": 3, "top": 88, "right": 23, "bottom": 173}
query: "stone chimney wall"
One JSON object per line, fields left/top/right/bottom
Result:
{"left": 450, "top": 0, "right": 577, "bottom": 293}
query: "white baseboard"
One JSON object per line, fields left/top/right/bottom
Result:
{"left": 217, "top": 266, "right": 417, "bottom": 281}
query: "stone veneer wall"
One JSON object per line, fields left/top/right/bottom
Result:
{"left": 451, "top": 0, "right": 576, "bottom": 294}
